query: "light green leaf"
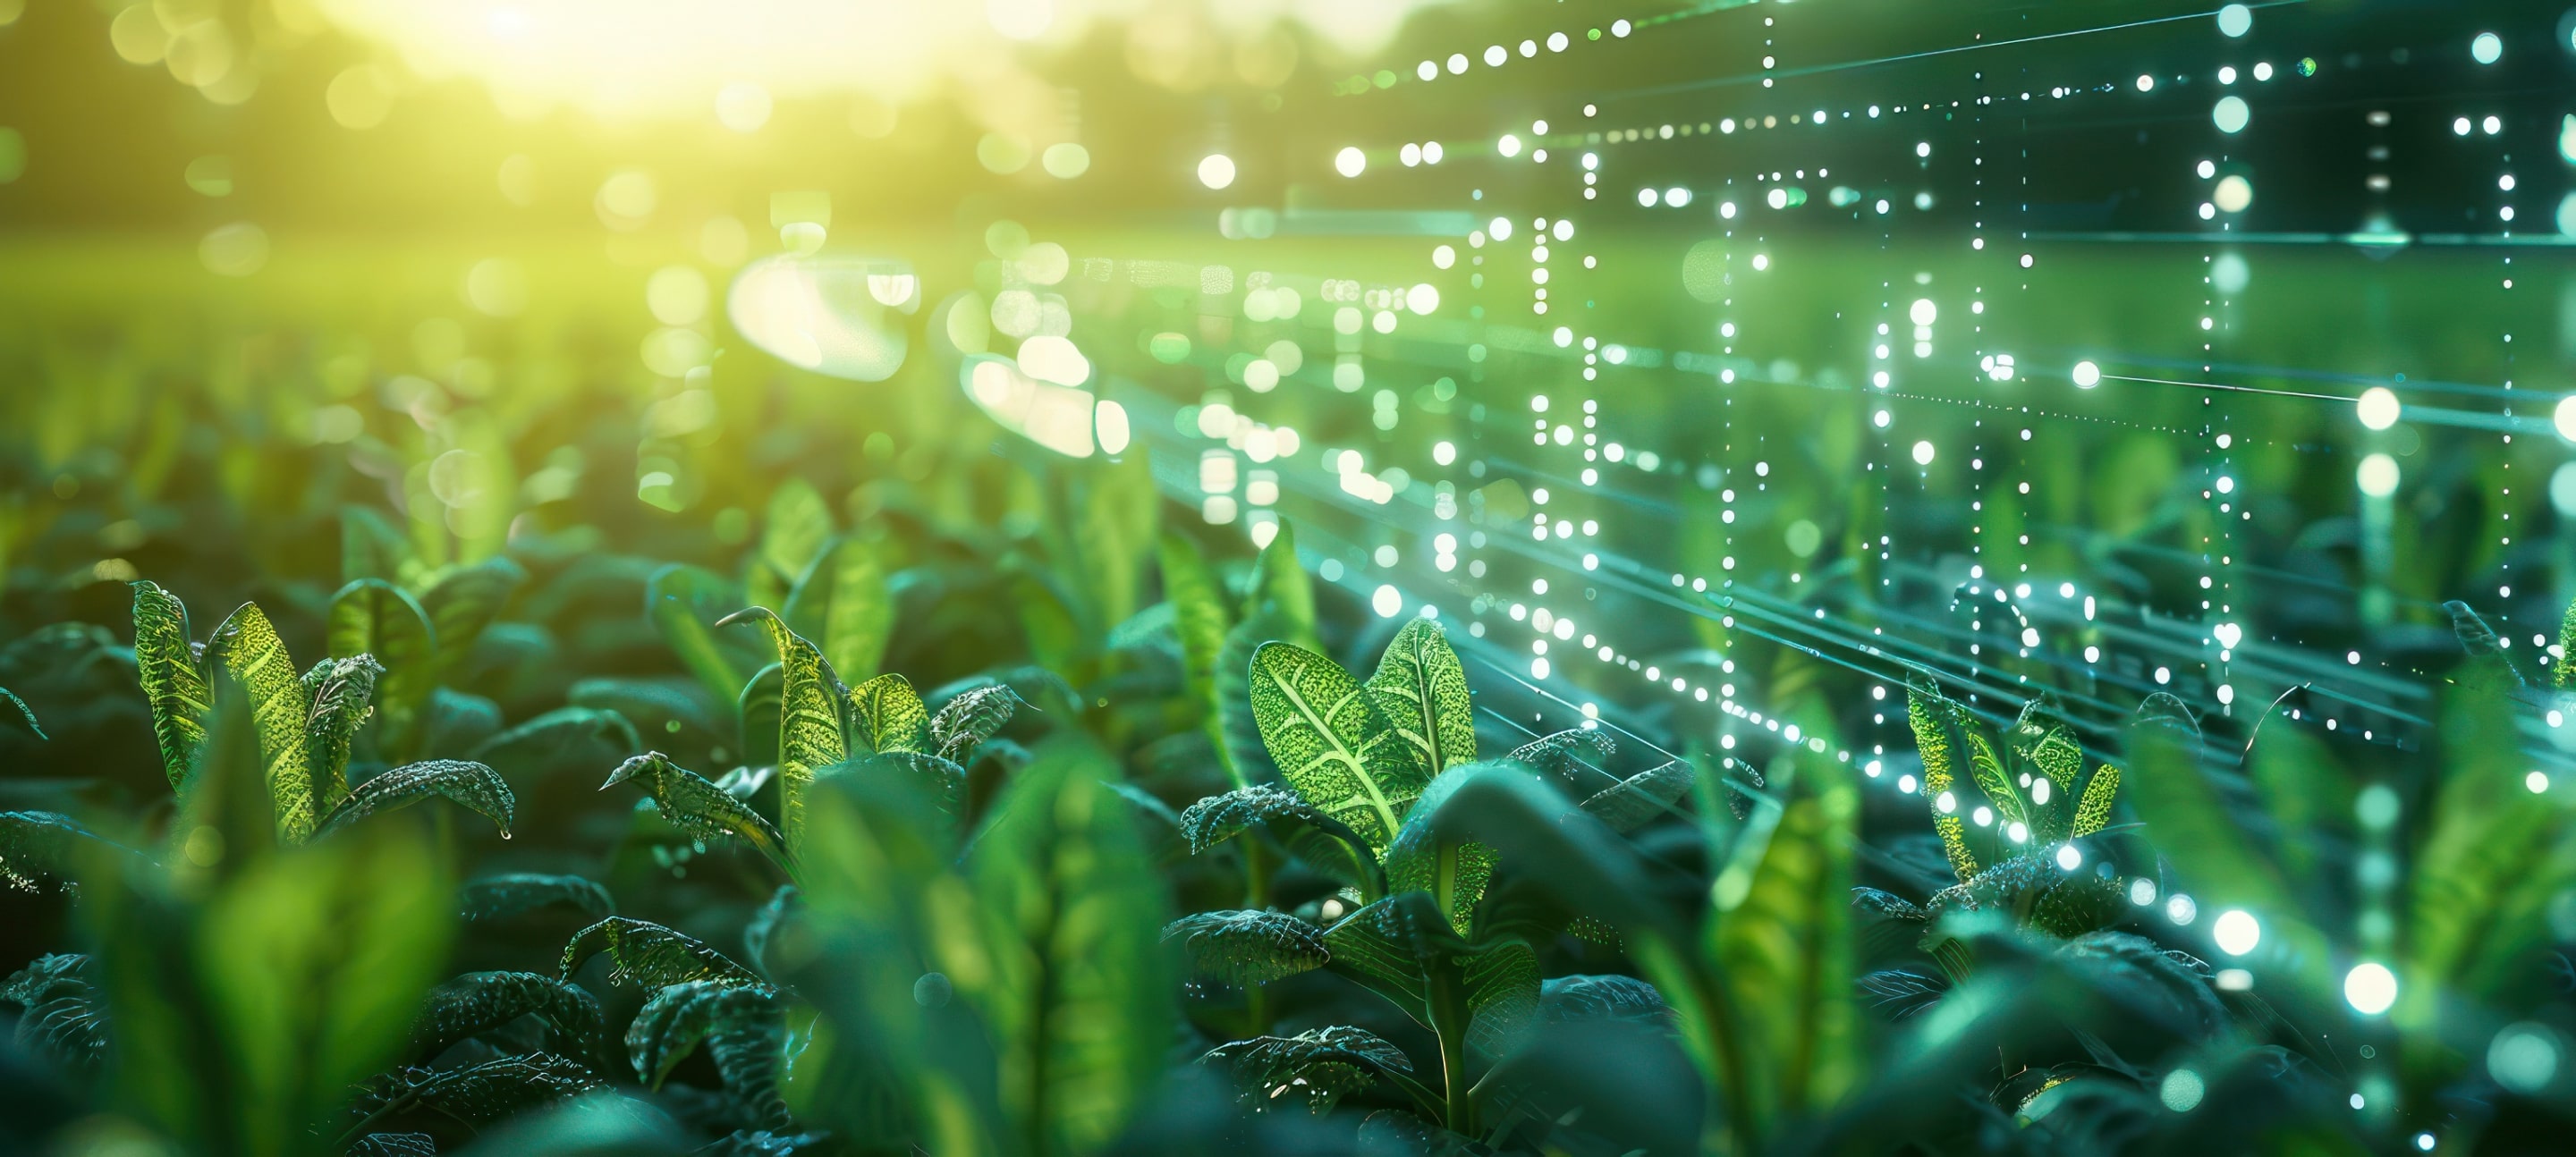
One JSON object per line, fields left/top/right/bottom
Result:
{"left": 301, "top": 655, "right": 382, "bottom": 812}
{"left": 327, "top": 578, "right": 434, "bottom": 744}
{"left": 1162, "top": 909, "right": 1331, "bottom": 985}
{"left": 417, "top": 557, "right": 525, "bottom": 690}
{"left": 2409, "top": 684, "right": 2566, "bottom": 1012}
{"left": 1216, "top": 521, "right": 1319, "bottom": 785}
{"left": 1366, "top": 619, "right": 1477, "bottom": 775}
{"left": 1249, "top": 641, "right": 1428, "bottom": 857}
{"left": 784, "top": 536, "right": 894, "bottom": 685}
{"left": 602, "top": 752, "right": 792, "bottom": 872}
{"left": 2070, "top": 764, "right": 2121, "bottom": 839}
{"left": 205, "top": 603, "right": 318, "bottom": 842}
{"left": 1902, "top": 676, "right": 1979, "bottom": 883}
{"left": 846, "top": 673, "right": 929, "bottom": 756}
{"left": 758, "top": 480, "right": 838, "bottom": 604}
{"left": 1157, "top": 531, "right": 1236, "bottom": 783}
{"left": 1713, "top": 758, "right": 1860, "bottom": 1123}
{"left": 648, "top": 564, "right": 767, "bottom": 707}
{"left": 131, "top": 580, "right": 210, "bottom": 792}
{"left": 720, "top": 608, "right": 848, "bottom": 856}
{"left": 313, "top": 760, "right": 514, "bottom": 841}
{"left": 964, "top": 737, "right": 1172, "bottom": 1156}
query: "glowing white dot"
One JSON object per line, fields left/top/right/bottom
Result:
{"left": 2472, "top": 31, "right": 2503, "bottom": 65}
{"left": 2072, "top": 360, "right": 2101, "bottom": 388}
{"left": 1910, "top": 299, "right": 1937, "bottom": 325}
{"left": 2217, "top": 4, "right": 2251, "bottom": 37}
{"left": 2213, "top": 909, "right": 2261, "bottom": 956}
{"left": 1197, "top": 154, "right": 1236, "bottom": 190}
{"left": 2137, "top": 73, "right": 2157, "bottom": 92}
{"left": 2213, "top": 96, "right": 2250, "bottom": 134}
{"left": 1371, "top": 585, "right": 1402, "bottom": 618}
{"left": 1334, "top": 147, "right": 1366, "bottom": 178}
{"left": 2528, "top": 771, "right": 2550, "bottom": 793}
{"left": 2356, "top": 385, "right": 2401, "bottom": 430}
{"left": 2055, "top": 844, "right": 2081, "bottom": 871}
{"left": 1911, "top": 440, "right": 1936, "bottom": 466}
{"left": 2555, "top": 395, "right": 2576, "bottom": 442}
{"left": 2344, "top": 962, "right": 2398, "bottom": 1015}
{"left": 2357, "top": 452, "right": 2399, "bottom": 498}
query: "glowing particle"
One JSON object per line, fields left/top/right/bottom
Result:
{"left": 1335, "top": 147, "right": 1366, "bottom": 177}
{"left": 1198, "top": 154, "right": 1236, "bottom": 190}
{"left": 2072, "top": 360, "right": 2101, "bottom": 388}
{"left": 2344, "top": 962, "right": 2398, "bottom": 1015}
{"left": 2356, "top": 385, "right": 2401, "bottom": 430}
{"left": 2213, "top": 909, "right": 2260, "bottom": 955}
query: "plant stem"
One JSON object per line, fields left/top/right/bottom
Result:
{"left": 1426, "top": 991, "right": 1476, "bottom": 1136}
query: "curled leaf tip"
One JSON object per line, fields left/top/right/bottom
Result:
{"left": 713, "top": 607, "right": 779, "bottom": 629}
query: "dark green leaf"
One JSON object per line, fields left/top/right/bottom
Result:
{"left": 0, "top": 685, "right": 41, "bottom": 739}
{"left": 1161, "top": 910, "right": 1330, "bottom": 985}
{"left": 928, "top": 682, "right": 1021, "bottom": 764}
{"left": 602, "top": 752, "right": 792, "bottom": 871}
{"left": 418, "top": 557, "right": 527, "bottom": 689}
{"left": 411, "top": 971, "right": 602, "bottom": 1064}
{"left": 1177, "top": 784, "right": 1378, "bottom": 892}
{"left": 559, "top": 917, "right": 761, "bottom": 989}
{"left": 1578, "top": 759, "right": 1697, "bottom": 833}
{"left": 347, "top": 1134, "right": 436, "bottom": 1157}
{"left": 2445, "top": 599, "right": 2523, "bottom": 689}
{"left": 648, "top": 564, "right": 767, "bottom": 707}
{"left": 1536, "top": 975, "right": 1674, "bottom": 1026}
{"left": 1201, "top": 1026, "right": 1412, "bottom": 1114}
{"left": 738, "top": 662, "right": 784, "bottom": 769}
{"left": 460, "top": 874, "right": 614, "bottom": 923}
{"left": 302, "top": 654, "right": 384, "bottom": 812}
{"left": 346, "top": 1053, "right": 604, "bottom": 1143}
{"left": 1504, "top": 728, "right": 1614, "bottom": 780}
{"left": 2, "top": 810, "right": 148, "bottom": 891}
{"left": 466, "top": 708, "right": 640, "bottom": 780}
{"left": 1383, "top": 767, "right": 1501, "bottom": 933}
{"left": 1, "top": 952, "right": 107, "bottom": 1071}
{"left": 314, "top": 760, "right": 514, "bottom": 841}
{"left": 625, "top": 980, "right": 790, "bottom": 1130}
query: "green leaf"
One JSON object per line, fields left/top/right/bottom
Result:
{"left": 929, "top": 682, "right": 1021, "bottom": 764}
{"left": 1384, "top": 767, "right": 1501, "bottom": 934}
{"left": 1157, "top": 532, "right": 1235, "bottom": 782}
{"left": 560, "top": 917, "right": 762, "bottom": 990}
{"left": 758, "top": 480, "right": 838, "bottom": 602}
{"left": 649, "top": 564, "right": 767, "bottom": 707}
{"left": 1712, "top": 759, "right": 1860, "bottom": 1122}
{"left": 1202, "top": 1026, "right": 1414, "bottom": 1115}
{"left": 1366, "top": 619, "right": 1478, "bottom": 775}
{"left": 628, "top": 982, "right": 792, "bottom": 1131}
{"left": 1902, "top": 676, "right": 1979, "bottom": 883}
{"left": 720, "top": 608, "right": 848, "bottom": 856}
{"left": 820, "top": 750, "right": 968, "bottom": 814}
{"left": 2245, "top": 714, "right": 2347, "bottom": 891}
{"left": 1504, "top": 728, "right": 1614, "bottom": 780}
{"left": 459, "top": 874, "right": 614, "bottom": 924}
{"left": 2409, "top": 683, "right": 2567, "bottom": 1013}
{"left": 1317, "top": 893, "right": 1443, "bottom": 1009}
{"left": 1178, "top": 784, "right": 1380, "bottom": 894}
{"left": 846, "top": 673, "right": 929, "bottom": 756}
{"left": 2070, "top": 764, "right": 2121, "bottom": 839}
{"left": 1536, "top": 974, "right": 1674, "bottom": 1025}
{"left": 301, "top": 655, "right": 383, "bottom": 812}
{"left": 327, "top": 578, "right": 434, "bottom": 745}
{"left": 341, "top": 505, "right": 417, "bottom": 587}
{"left": 1162, "top": 910, "right": 1331, "bottom": 985}
{"left": 313, "top": 760, "right": 515, "bottom": 841}
{"left": 1215, "top": 521, "right": 1319, "bottom": 785}
{"left": 1459, "top": 938, "right": 1539, "bottom": 1059}
{"left": 2, "top": 810, "right": 149, "bottom": 891}
{"left": 418, "top": 556, "right": 526, "bottom": 690}
{"left": 411, "top": 971, "right": 602, "bottom": 1065}
{"left": 1, "top": 953, "right": 107, "bottom": 1072}
{"left": 131, "top": 580, "right": 211, "bottom": 791}
{"left": 347, "top": 1134, "right": 436, "bottom": 1157}
{"left": 467, "top": 707, "right": 641, "bottom": 781}
{"left": 1962, "top": 730, "right": 2026, "bottom": 828}
{"left": 205, "top": 603, "right": 319, "bottom": 842}
{"left": 785, "top": 536, "right": 894, "bottom": 685}
{"left": 602, "top": 752, "right": 792, "bottom": 872}
{"left": 1249, "top": 641, "right": 1428, "bottom": 857}
{"left": 419, "top": 688, "right": 504, "bottom": 758}
{"left": 0, "top": 686, "right": 41, "bottom": 740}
{"left": 343, "top": 1053, "right": 603, "bottom": 1144}
{"left": 1579, "top": 759, "right": 1697, "bottom": 833}
{"left": 962, "top": 736, "right": 1173, "bottom": 1156}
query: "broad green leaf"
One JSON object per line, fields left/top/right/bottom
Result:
{"left": 1317, "top": 894, "right": 1442, "bottom": 1009}
{"left": 929, "top": 682, "right": 1021, "bottom": 764}
{"left": 327, "top": 578, "right": 434, "bottom": 742}
{"left": 1962, "top": 730, "right": 2026, "bottom": 827}
{"left": 648, "top": 564, "right": 767, "bottom": 706}
{"left": 1202, "top": 1026, "right": 1417, "bottom": 1116}
{"left": 340, "top": 505, "right": 415, "bottom": 587}
{"left": 342, "top": 1053, "right": 602, "bottom": 1145}
{"left": 963, "top": 737, "right": 1172, "bottom": 1156}
{"left": 1248, "top": 641, "right": 1428, "bottom": 857}
{"left": 301, "top": 655, "right": 383, "bottom": 812}
{"left": 1902, "top": 676, "right": 1979, "bottom": 882}
{"left": 459, "top": 874, "right": 614, "bottom": 924}
{"left": 2070, "top": 764, "right": 2120, "bottom": 838}
{"left": 0, "top": 953, "right": 106, "bottom": 1072}
{"left": 1162, "top": 910, "right": 1331, "bottom": 985}
{"left": 721, "top": 608, "right": 848, "bottom": 856}
{"left": 626, "top": 980, "right": 790, "bottom": 1131}
{"left": 206, "top": 603, "right": 318, "bottom": 842}
{"left": 559, "top": 916, "right": 761, "bottom": 989}
{"left": 1459, "top": 938, "right": 1539, "bottom": 1059}
{"left": 2, "top": 810, "right": 148, "bottom": 891}
{"left": 1177, "top": 784, "right": 1380, "bottom": 894}
{"left": 1713, "top": 759, "right": 1860, "bottom": 1124}
{"left": 131, "top": 580, "right": 210, "bottom": 791}
{"left": 757, "top": 479, "right": 837, "bottom": 607}
{"left": 602, "top": 752, "right": 792, "bottom": 872}
{"left": 1366, "top": 619, "right": 1477, "bottom": 775}
{"left": 1579, "top": 759, "right": 1698, "bottom": 833}
{"left": 738, "top": 661, "right": 784, "bottom": 769}
{"left": 1157, "top": 531, "right": 1236, "bottom": 783}
{"left": 1384, "top": 767, "right": 1500, "bottom": 934}
{"left": 1216, "top": 521, "right": 1320, "bottom": 785}
{"left": 1505, "top": 728, "right": 1614, "bottom": 780}
{"left": 2407, "top": 683, "right": 2567, "bottom": 1018}
{"left": 411, "top": 971, "right": 602, "bottom": 1065}
{"left": 846, "top": 672, "right": 929, "bottom": 756}
{"left": 313, "top": 760, "right": 514, "bottom": 841}
{"left": 785, "top": 536, "right": 894, "bottom": 685}
{"left": 418, "top": 557, "right": 526, "bottom": 690}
